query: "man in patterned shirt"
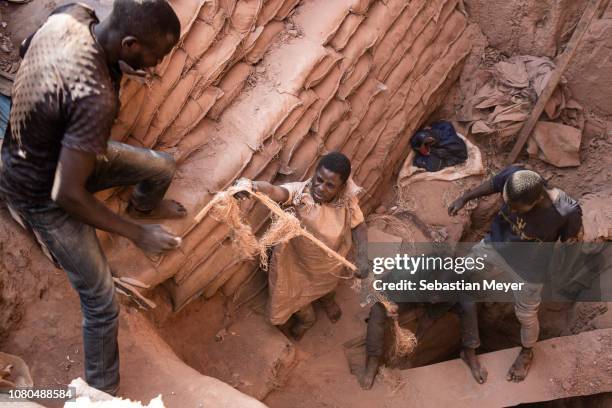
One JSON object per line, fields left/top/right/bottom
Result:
{"left": 0, "top": 0, "right": 185, "bottom": 394}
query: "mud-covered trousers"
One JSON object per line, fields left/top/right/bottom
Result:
{"left": 469, "top": 239, "right": 544, "bottom": 348}
{"left": 3, "top": 142, "right": 176, "bottom": 393}
{"left": 365, "top": 300, "right": 481, "bottom": 358}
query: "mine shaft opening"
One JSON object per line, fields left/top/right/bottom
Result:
{"left": 137, "top": 144, "right": 610, "bottom": 405}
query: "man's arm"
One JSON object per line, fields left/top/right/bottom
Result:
{"left": 352, "top": 222, "right": 369, "bottom": 279}
{"left": 234, "top": 179, "right": 290, "bottom": 204}
{"left": 52, "top": 147, "right": 180, "bottom": 254}
{"left": 253, "top": 181, "right": 290, "bottom": 203}
{"left": 449, "top": 165, "right": 525, "bottom": 216}
{"left": 448, "top": 178, "right": 498, "bottom": 216}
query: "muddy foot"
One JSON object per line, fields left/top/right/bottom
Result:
{"left": 321, "top": 298, "right": 342, "bottom": 323}
{"left": 276, "top": 321, "right": 294, "bottom": 339}
{"left": 460, "top": 348, "right": 488, "bottom": 384}
{"left": 507, "top": 347, "right": 533, "bottom": 382}
{"left": 289, "top": 322, "right": 311, "bottom": 341}
{"left": 127, "top": 199, "right": 187, "bottom": 220}
{"left": 359, "top": 356, "right": 380, "bottom": 390}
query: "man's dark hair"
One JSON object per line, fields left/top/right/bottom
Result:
{"left": 411, "top": 129, "right": 436, "bottom": 150}
{"left": 503, "top": 170, "right": 545, "bottom": 206}
{"left": 110, "top": 0, "right": 181, "bottom": 48}
{"left": 317, "top": 152, "right": 352, "bottom": 184}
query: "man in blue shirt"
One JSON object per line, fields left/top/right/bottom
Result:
{"left": 449, "top": 166, "right": 582, "bottom": 381}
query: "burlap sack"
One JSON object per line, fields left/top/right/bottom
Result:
{"left": 329, "top": 13, "right": 364, "bottom": 51}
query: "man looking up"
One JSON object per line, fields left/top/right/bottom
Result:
{"left": 449, "top": 166, "right": 582, "bottom": 382}
{"left": 0, "top": 0, "right": 186, "bottom": 394}
{"left": 235, "top": 152, "right": 369, "bottom": 340}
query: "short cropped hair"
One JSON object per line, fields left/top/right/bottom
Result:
{"left": 316, "top": 152, "right": 352, "bottom": 184}
{"left": 503, "top": 170, "right": 545, "bottom": 206}
{"left": 110, "top": 0, "right": 181, "bottom": 48}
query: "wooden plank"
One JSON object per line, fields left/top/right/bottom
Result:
{"left": 507, "top": 0, "right": 605, "bottom": 164}
{"left": 399, "top": 328, "right": 612, "bottom": 407}
{"left": 271, "top": 327, "right": 612, "bottom": 408}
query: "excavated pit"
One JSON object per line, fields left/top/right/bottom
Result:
{"left": 1, "top": 0, "right": 612, "bottom": 406}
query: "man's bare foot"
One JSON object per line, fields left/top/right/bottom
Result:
{"left": 507, "top": 347, "right": 533, "bottom": 382}
{"left": 320, "top": 297, "right": 342, "bottom": 323}
{"left": 276, "top": 321, "right": 294, "bottom": 339}
{"left": 460, "top": 348, "right": 488, "bottom": 384}
{"left": 289, "top": 322, "right": 311, "bottom": 341}
{"left": 127, "top": 199, "right": 187, "bottom": 220}
{"left": 359, "top": 356, "right": 381, "bottom": 390}
{"left": 359, "top": 356, "right": 380, "bottom": 390}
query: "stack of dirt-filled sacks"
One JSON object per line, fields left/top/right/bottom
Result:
{"left": 101, "top": 0, "right": 474, "bottom": 311}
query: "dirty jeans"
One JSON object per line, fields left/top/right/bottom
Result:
{"left": 0, "top": 94, "right": 10, "bottom": 139}
{"left": 365, "top": 300, "right": 480, "bottom": 358}
{"left": 4, "top": 141, "right": 176, "bottom": 393}
{"left": 470, "top": 239, "right": 544, "bottom": 348}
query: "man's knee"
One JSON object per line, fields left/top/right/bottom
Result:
{"left": 296, "top": 304, "right": 316, "bottom": 326}
{"left": 514, "top": 302, "right": 539, "bottom": 326}
{"left": 155, "top": 151, "right": 176, "bottom": 179}
{"left": 81, "top": 284, "right": 120, "bottom": 327}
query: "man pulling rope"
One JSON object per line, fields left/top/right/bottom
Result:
{"left": 229, "top": 152, "right": 370, "bottom": 339}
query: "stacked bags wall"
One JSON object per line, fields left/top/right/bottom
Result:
{"left": 102, "top": 0, "right": 474, "bottom": 310}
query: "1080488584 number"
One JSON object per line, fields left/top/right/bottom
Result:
{"left": 6, "top": 387, "right": 76, "bottom": 401}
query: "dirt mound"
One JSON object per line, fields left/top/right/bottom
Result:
{"left": 465, "top": 0, "right": 612, "bottom": 117}
{"left": 0, "top": 209, "right": 52, "bottom": 342}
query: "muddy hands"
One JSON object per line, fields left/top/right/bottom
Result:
{"left": 448, "top": 196, "right": 466, "bottom": 216}
{"left": 132, "top": 224, "right": 181, "bottom": 255}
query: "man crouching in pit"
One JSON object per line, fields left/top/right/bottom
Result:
{"left": 360, "top": 270, "right": 486, "bottom": 389}
{"left": 449, "top": 166, "right": 583, "bottom": 382}
{"left": 235, "top": 152, "right": 369, "bottom": 339}
{"left": 0, "top": 0, "right": 186, "bottom": 394}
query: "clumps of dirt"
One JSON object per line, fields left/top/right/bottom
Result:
{"left": 464, "top": 0, "right": 587, "bottom": 58}
{"left": 0, "top": 5, "right": 18, "bottom": 79}
{"left": 568, "top": 302, "right": 608, "bottom": 334}
{"left": 278, "top": 18, "right": 303, "bottom": 43}
{"left": 480, "top": 46, "right": 507, "bottom": 67}
{"left": 377, "top": 366, "right": 408, "bottom": 395}
{"left": 0, "top": 212, "right": 52, "bottom": 343}
{"left": 549, "top": 330, "right": 612, "bottom": 398}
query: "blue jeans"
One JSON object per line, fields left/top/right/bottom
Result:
{"left": 0, "top": 94, "right": 10, "bottom": 139}
{"left": 4, "top": 142, "right": 176, "bottom": 393}
{"left": 469, "top": 239, "right": 543, "bottom": 348}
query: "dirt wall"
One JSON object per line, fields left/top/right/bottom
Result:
{"left": 465, "top": 0, "right": 612, "bottom": 116}
{"left": 464, "top": 0, "right": 587, "bottom": 57}
{"left": 0, "top": 210, "right": 51, "bottom": 342}
{"left": 565, "top": 12, "right": 612, "bottom": 116}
